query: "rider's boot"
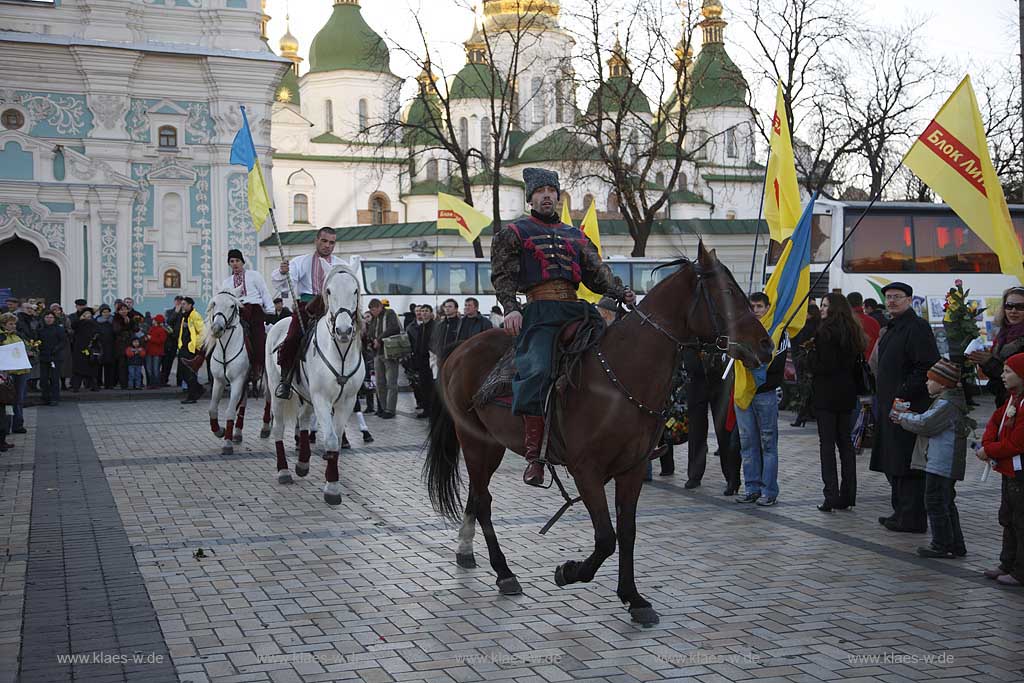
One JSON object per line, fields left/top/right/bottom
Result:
{"left": 522, "top": 415, "right": 546, "bottom": 487}
{"left": 184, "top": 348, "right": 207, "bottom": 373}
{"left": 275, "top": 366, "right": 294, "bottom": 400}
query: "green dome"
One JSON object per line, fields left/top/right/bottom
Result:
{"left": 688, "top": 43, "right": 747, "bottom": 109}
{"left": 449, "top": 63, "right": 505, "bottom": 101}
{"left": 403, "top": 92, "right": 443, "bottom": 146}
{"left": 275, "top": 67, "right": 301, "bottom": 106}
{"left": 585, "top": 76, "right": 651, "bottom": 116}
{"left": 309, "top": 2, "right": 392, "bottom": 75}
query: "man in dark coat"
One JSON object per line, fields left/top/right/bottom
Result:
{"left": 406, "top": 305, "right": 435, "bottom": 418}
{"left": 870, "top": 282, "right": 939, "bottom": 533}
{"left": 37, "top": 311, "right": 67, "bottom": 405}
{"left": 162, "top": 297, "right": 184, "bottom": 386}
{"left": 70, "top": 308, "right": 101, "bottom": 392}
{"left": 683, "top": 348, "right": 741, "bottom": 494}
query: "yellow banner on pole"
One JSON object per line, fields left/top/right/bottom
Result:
{"left": 437, "top": 192, "right": 491, "bottom": 244}
{"left": 763, "top": 82, "right": 801, "bottom": 243}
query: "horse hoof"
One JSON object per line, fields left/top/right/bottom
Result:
{"left": 259, "top": 427, "right": 271, "bottom": 439}
{"left": 214, "top": 429, "right": 225, "bottom": 438}
{"left": 221, "top": 445, "right": 233, "bottom": 455}
{"left": 277, "top": 470, "right": 293, "bottom": 485}
{"left": 232, "top": 432, "right": 243, "bottom": 444}
{"left": 629, "top": 606, "right": 660, "bottom": 627}
{"left": 323, "top": 483, "right": 342, "bottom": 506}
{"left": 554, "top": 563, "right": 572, "bottom": 587}
{"left": 497, "top": 576, "right": 522, "bottom": 595}
{"left": 455, "top": 552, "right": 477, "bottom": 569}
{"left": 295, "top": 463, "right": 309, "bottom": 478}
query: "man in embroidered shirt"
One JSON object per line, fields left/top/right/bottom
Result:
{"left": 270, "top": 226, "right": 347, "bottom": 399}
{"left": 491, "top": 167, "right": 635, "bottom": 487}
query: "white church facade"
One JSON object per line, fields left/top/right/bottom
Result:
{"left": 0, "top": 0, "right": 286, "bottom": 312}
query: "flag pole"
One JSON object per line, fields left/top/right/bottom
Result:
{"left": 748, "top": 147, "right": 771, "bottom": 294}
{"left": 267, "top": 205, "right": 305, "bottom": 336}
{"left": 779, "top": 163, "right": 904, "bottom": 335}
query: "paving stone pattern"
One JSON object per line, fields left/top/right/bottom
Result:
{"left": 2, "top": 394, "right": 1023, "bottom": 682}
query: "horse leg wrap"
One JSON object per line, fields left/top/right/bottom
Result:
{"left": 275, "top": 441, "right": 287, "bottom": 471}
{"left": 325, "top": 453, "right": 339, "bottom": 482}
{"left": 224, "top": 420, "right": 234, "bottom": 442}
{"left": 236, "top": 404, "right": 246, "bottom": 431}
{"left": 210, "top": 417, "right": 221, "bottom": 434}
{"left": 299, "top": 430, "right": 311, "bottom": 463}
{"left": 262, "top": 400, "right": 272, "bottom": 424}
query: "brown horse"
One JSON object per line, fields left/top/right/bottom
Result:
{"left": 423, "top": 244, "right": 773, "bottom": 626}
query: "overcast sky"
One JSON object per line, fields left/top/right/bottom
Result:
{"left": 265, "top": 0, "right": 1020, "bottom": 117}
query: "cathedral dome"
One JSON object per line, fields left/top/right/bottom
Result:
{"left": 308, "top": 0, "right": 392, "bottom": 75}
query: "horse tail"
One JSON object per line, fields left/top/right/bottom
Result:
{"left": 422, "top": 345, "right": 466, "bottom": 523}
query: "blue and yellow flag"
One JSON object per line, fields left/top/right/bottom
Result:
{"left": 735, "top": 194, "right": 816, "bottom": 409}
{"left": 230, "top": 106, "right": 272, "bottom": 231}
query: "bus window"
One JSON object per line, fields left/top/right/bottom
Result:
{"left": 912, "top": 214, "right": 999, "bottom": 273}
{"left": 477, "top": 263, "right": 495, "bottom": 294}
{"left": 842, "top": 214, "right": 913, "bottom": 272}
{"left": 768, "top": 214, "right": 832, "bottom": 265}
{"left": 426, "top": 262, "right": 477, "bottom": 295}
{"left": 607, "top": 262, "right": 631, "bottom": 289}
{"left": 632, "top": 263, "right": 672, "bottom": 294}
{"left": 362, "top": 261, "right": 423, "bottom": 295}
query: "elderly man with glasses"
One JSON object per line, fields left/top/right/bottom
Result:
{"left": 870, "top": 281, "right": 940, "bottom": 534}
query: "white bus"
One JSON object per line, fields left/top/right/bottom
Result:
{"left": 351, "top": 255, "right": 684, "bottom": 315}
{"left": 766, "top": 198, "right": 1024, "bottom": 346}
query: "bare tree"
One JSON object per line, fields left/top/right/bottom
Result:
{"left": 976, "top": 63, "right": 1023, "bottom": 201}
{"left": 560, "top": 0, "right": 705, "bottom": 256}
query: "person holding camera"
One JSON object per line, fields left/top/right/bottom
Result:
{"left": 367, "top": 298, "right": 401, "bottom": 419}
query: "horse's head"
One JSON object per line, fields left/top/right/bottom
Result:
{"left": 323, "top": 265, "right": 361, "bottom": 344}
{"left": 687, "top": 242, "right": 773, "bottom": 368}
{"left": 206, "top": 288, "right": 241, "bottom": 340}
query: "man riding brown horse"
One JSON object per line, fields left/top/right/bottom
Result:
{"left": 491, "top": 167, "right": 636, "bottom": 487}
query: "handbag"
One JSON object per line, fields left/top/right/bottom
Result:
{"left": 0, "top": 376, "right": 15, "bottom": 405}
{"left": 382, "top": 333, "right": 411, "bottom": 360}
{"left": 853, "top": 354, "right": 876, "bottom": 396}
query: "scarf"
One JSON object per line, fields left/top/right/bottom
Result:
{"left": 311, "top": 254, "right": 327, "bottom": 295}
{"left": 232, "top": 270, "right": 247, "bottom": 295}
{"left": 995, "top": 320, "right": 1024, "bottom": 350}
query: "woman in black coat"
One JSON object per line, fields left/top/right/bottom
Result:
{"left": 807, "top": 293, "right": 866, "bottom": 512}
{"left": 37, "top": 311, "right": 67, "bottom": 405}
{"left": 71, "top": 309, "right": 101, "bottom": 391}
{"left": 94, "top": 305, "right": 116, "bottom": 389}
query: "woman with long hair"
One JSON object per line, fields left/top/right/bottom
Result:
{"left": 808, "top": 293, "right": 866, "bottom": 511}
{"left": 970, "top": 286, "right": 1024, "bottom": 408}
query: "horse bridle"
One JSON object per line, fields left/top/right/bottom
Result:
{"left": 211, "top": 296, "right": 246, "bottom": 369}
{"left": 595, "top": 259, "right": 742, "bottom": 420}
{"left": 311, "top": 271, "right": 364, "bottom": 404}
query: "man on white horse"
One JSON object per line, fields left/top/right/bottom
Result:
{"left": 270, "top": 226, "right": 347, "bottom": 399}
{"left": 185, "top": 249, "right": 273, "bottom": 380}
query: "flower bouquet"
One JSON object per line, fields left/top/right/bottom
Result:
{"left": 943, "top": 279, "right": 985, "bottom": 360}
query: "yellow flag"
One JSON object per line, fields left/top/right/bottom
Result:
{"left": 576, "top": 199, "right": 603, "bottom": 303}
{"left": 437, "top": 192, "right": 491, "bottom": 244}
{"left": 763, "top": 82, "right": 801, "bottom": 243}
{"left": 903, "top": 75, "right": 1024, "bottom": 283}
{"left": 248, "top": 162, "right": 272, "bottom": 231}
{"left": 560, "top": 197, "right": 573, "bottom": 226}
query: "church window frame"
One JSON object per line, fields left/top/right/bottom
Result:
{"left": 158, "top": 125, "right": 178, "bottom": 150}
{"left": 324, "top": 99, "right": 334, "bottom": 132}
{"left": 293, "top": 193, "right": 309, "bottom": 224}
{"left": 458, "top": 117, "right": 469, "bottom": 149}
{"left": 369, "top": 192, "right": 391, "bottom": 226}
{"left": 163, "top": 269, "right": 181, "bottom": 290}
{"left": 426, "top": 158, "right": 439, "bottom": 181}
{"left": 2, "top": 109, "right": 25, "bottom": 131}
{"left": 726, "top": 127, "right": 738, "bottom": 159}
{"left": 358, "top": 99, "right": 369, "bottom": 132}
{"left": 531, "top": 76, "right": 544, "bottom": 125}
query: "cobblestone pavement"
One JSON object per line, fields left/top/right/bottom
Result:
{"left": 2, "top": 393, "right": 1023, "bottom": 682}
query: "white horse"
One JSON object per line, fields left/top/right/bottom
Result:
{"left": 265, "top": 265, "right": 365, "bottom": 504}
{"left": 204, "top": 288, "right": 252, "bottom": 455}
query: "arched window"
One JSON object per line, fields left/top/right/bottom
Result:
{"left": 458, "top": 117, "right": 469, "bottom": 149}
{"left": 678, "top": 173, "right": 688, "bottom": 191}
{"left": 158, "top": 125, "right": 178, "bottom": 149}
{"left": 369, "top": 193, "right": 390, "bottom": 225}
{"left": 293, "top": 193, "right": 309, "bottom": 224}
{"left": 358, "top": 99, "right": 368, "bottom": 131}
{"left": 655, "top": 171, "right": 665, "bottom": 188}
{"left": 324, "top": 99, "right": 334, "bottom": 132}
{"left": 607, "top": 191, "right": 619, "bottom": 214}
{"left": 481, "top": 117, "right": 492, "bottom": 162}
{"left": 163, "top": 269, "right": 181, "bottom": 289}
{"left": 426, "top": 158, "right": 439, "bottom": 181}
{"left": 583, "top": 193, "right": 594, "bottom": 211}
{"left": 555, "top": 79, "right": 564, "bottom": 124}
{"left": 531, "top": 76, "right": 544, "bottom": 125}
{"left": 726, "top": 128, "right": 738, "bottom": 159}
{"left": 161, "top": 192, "right": 184, "bottom": 252}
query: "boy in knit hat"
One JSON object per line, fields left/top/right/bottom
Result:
{"left": 977, "top": 352, "right": 1024, "bottom": 586}
{"left": 894, "top": 358, "right": 969, "bottom": 559}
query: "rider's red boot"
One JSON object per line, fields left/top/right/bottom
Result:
{"left": 522, "top": 415, "right": 546, "bottom": 487}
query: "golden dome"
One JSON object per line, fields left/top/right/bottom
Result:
{"left": 279, "top": 28, "right": 299, "bottom": 57}
{"left": 702, "top": 0, "right": 723, "bottom": 19}
{"left": 483, "top": 0, "right": 559, "bottom": 19}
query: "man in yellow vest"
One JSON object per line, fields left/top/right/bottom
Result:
{"left": 177, "top": 296, "right": 206, "bottom": 404}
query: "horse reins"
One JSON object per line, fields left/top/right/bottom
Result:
{"left": 210, "top": 298, "right": 246, "bottom": 371}
{"left": 311, "top": 271, "right": 364, "bottom": 406}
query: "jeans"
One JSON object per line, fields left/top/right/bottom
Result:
{"left": 816, "top": 409, "right": 856, "bottom": 507}
{"left": 924, "top": 473, "right": 964, "bottom": 553}
{"left": 736, "top": 391, "right": 779, "bottom": 498}
{"left": 10, "top": 373, "right": 28, "bottom": 430}
{"left": 374, "top": 355, "right": 399, "bottom": 413}
{"left": 145, "top": 354, "right": 162, "bottom": 387}
{"left": 40, "top": 359, "right": 62, "bottom": 404}
{"left": 128, "top": 365, "right": 144, "bottom": 389}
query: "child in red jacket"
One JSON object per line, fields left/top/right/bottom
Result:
{"left": 978, "top": 352, "right": 1024, "bottom": 587}
{"left": 145, "top": 315, "right": 168, "bottom": 388}
{"left": 125, "top": 337, "right": 146, "bottom": 390}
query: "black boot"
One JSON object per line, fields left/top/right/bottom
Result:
{"left": 275, "top": 367, "right": 294, "bottom": 400}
